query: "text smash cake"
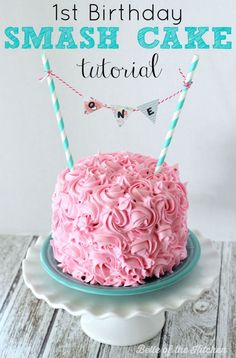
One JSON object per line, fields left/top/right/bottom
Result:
{"left": 51, "top": 152, "right": 188, "bottom": 287}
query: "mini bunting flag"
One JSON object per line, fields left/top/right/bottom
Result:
{"left": 40, "top": 68, "right": 188, "bottom": 127}
{"left": 84, "top": 98, "right": 104, "bottom": 114}
{"left": 112, "top": 106, "right": 133, "bottom": 127}
{"left": 138, "top": 99, "right": 159, "bottom": 124}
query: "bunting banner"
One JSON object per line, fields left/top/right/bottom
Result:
{"left": 137, "top": 99, "right": 159, "bottom": 124}
{"left": 84, "top": 98, "right": 104, "bottom": 114}
{"left": 111, "top": 106, "right": 133, "bottom": 127}
{"left": 40, "top": 68, "right": 188, "bottom": 127}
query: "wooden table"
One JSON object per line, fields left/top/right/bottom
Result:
{"left": 0, "top": 236, "right": 235, "bottom": 358}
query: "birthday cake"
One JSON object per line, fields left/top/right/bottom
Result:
{"left": 51, "top": 152, "right": 189, "bottom": 287}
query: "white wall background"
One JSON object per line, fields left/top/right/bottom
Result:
{"left": 0, "top": 0, "right": 235, "bottom": 240}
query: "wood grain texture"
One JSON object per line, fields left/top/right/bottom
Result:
{"left": 157, "top": 243, "right": 222, "bottom": 358}
{"left": 0, "top": 276, "right": 55, "bottom": 358}
{"left": 0, "top": 235, "right": 33, "bottom": 309}
{"left": 0, "top": 235, "right": 56, "bottom": 358}
{"left": 215, "top": 242, "right": 236, "bottom": 357}
{"left": 159, "top": 282, "right": 220, "bottom": 357}
{"left": 0, "top": 239, "right": 235, "bottom": 358}
{"left": 40, "top": 310, "right": 100, "bottom": 358}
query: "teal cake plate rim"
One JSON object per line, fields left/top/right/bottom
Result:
{"left": 40, "top": 230, "right": 201, "bottom": 296}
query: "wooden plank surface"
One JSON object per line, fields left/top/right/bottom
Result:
{"left": 0, "top": 237, "right": 235, "bottom": 358}
{"left": 0, "top": 235, "right": 33, "bottom": 309}
{"left": 215, "top": 242, "right": 236, "bottom": 357}
{"left": 40, "top": 310, "right": 100, "bottom": 358}
{"left": 159, "top": 281, "right": 220, "bottom": 357}
{"left": 157, "top": 243, "right": 222, "bottom": 358}
{"left": 0, "top": 236, "right": 56, "bottom": 358}
{"left": 0, "top": 279, "right": 55, "bottom": 358}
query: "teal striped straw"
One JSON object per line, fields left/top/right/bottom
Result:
{"left": 41, "top": 53, "right": 74, "bottom": 171}
{"left": 155, "top": 55, "right": 199, "bottom": 173}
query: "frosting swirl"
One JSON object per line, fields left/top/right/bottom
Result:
{"left": 51, "top": 152, "right": 188, "bottom": 286}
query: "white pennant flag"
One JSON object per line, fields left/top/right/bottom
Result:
{"left": 112, "top": 106, "right": 133, "bottom": 127}
{"left": 138, "top": 99, "right": 159, "bottom": 124}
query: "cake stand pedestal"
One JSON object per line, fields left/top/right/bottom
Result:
{"left": 80, "top": 312, "right": 165, "bottom": 346}
{"left": 22, "top": 231, "right": 219, "bottom": 346}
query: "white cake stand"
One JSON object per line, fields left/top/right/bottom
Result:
{"left": 22, "top": 231, "right": 219, "bottom": 346}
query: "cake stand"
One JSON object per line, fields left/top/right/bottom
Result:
{"left": 22, "top": 231, "right": 219, "bottom": 346}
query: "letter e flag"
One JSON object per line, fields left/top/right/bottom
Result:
{"left": 138, "top": 99, "right": 159, "bottom": 124}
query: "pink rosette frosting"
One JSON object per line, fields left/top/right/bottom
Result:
{"left": 51, "top": 152, "right": 189, "bottom": 287}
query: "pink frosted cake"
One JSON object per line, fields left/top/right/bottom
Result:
{"left": 51, "top": 152, "right": 189, "bottom": 287}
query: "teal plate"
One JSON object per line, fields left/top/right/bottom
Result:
{"left": 40, "top": 230, "right": 201, "bottom": 296}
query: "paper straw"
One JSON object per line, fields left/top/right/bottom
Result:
{"left": 41, "top": 53, "right": 74, "bottom": 170}
{"left": 155, "top": 55, "right": 199, "bottom": 173}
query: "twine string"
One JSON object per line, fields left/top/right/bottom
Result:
{"left": 39, "top": 68, "right": 193, "bottom": 111}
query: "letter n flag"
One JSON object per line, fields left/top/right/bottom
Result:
{"left": 112, "top": 106, "right": 133, "bottom": 127}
